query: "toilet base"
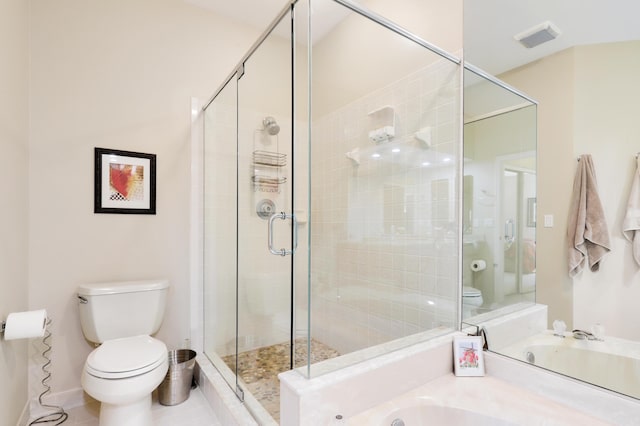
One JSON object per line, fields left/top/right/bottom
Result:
{"left": 99, "top": 395, "right": 152, "bottom": 426}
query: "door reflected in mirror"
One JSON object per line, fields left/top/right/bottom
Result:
{"left": 500, "top": 159, "right": 536, "bottom": 303}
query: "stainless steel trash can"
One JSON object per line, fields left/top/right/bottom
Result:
{"left": 158, "top": 349, "right": 196, "bottom": 406}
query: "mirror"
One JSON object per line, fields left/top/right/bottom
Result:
{"left": 464, "top": 0, "right": 640, "bottom": 400}
{"left": 462, "top": 66, "right": 536, "bottom": 319}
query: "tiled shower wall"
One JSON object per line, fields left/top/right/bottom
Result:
{"left": 310, "top": 58, "right": 461, "bottom": 354}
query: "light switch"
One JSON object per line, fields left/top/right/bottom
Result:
{"left": 544, "top": 214, "right": 554, "bottom": 228}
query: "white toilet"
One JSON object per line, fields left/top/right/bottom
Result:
{"left": 462, "top": 286, "right": 483, "bottom": 316}
{"left": 77, "top": 280, "right": 170, "bottom": 426}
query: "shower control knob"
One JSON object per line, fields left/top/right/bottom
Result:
{"left": 256, "top": 199, "right": 276, "bottom": 219}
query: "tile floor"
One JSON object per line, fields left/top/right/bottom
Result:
{"left": 55, "top": 339, "right": 340, "bottom": 425}
{"left": 52, "top": 387, "right": 221, "bottom": 426}
{"left": 222, "top": 338, "right": 340, "bottom": 422}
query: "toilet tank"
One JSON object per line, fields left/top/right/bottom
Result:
{"left": 77, "top": 279, "right": 169, "bottom": 344}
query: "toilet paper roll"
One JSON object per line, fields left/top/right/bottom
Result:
{"left": 470, "top": 259, "right": 486, "bottom": 272}
{"left": 3, "top": 309, "right": 47, "bottom": 340}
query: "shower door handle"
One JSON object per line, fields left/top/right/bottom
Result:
{"left": 268, "top": 212, "right": 298, "bottom": 256}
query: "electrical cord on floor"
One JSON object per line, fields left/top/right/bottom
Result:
{"left": 29, "top": 318, "right": 68, "bottom": 426}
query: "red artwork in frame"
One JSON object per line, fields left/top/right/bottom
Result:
{"left": 94, "top": 147, "right": 156, "bottom": 214}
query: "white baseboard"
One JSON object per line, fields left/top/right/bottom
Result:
{"left": 16, "top": 401, "right": 29, "bottom": 426}
{"left": 18, "top": 387, "right": 90, "bottom": 425}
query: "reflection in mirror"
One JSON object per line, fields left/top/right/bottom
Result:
{"left": 462, "top": 175, "right": 473, "bottom": 234}
{"left": 464, "top": 0, "right": 640, "bottom": 402}
{"left": 462, "top": 67, "right": 536, "bottom": 320}
{"left": 500, "top": 159, "right": 536, "bottom": 299}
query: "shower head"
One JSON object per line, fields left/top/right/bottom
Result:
{"left": 263, "top": 116, "right": 280, "bottom": 136}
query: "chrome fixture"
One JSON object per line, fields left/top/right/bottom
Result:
{"left": 256, "top": 199, "right": 276, "bottom": 220}
{"left": 268, "top": 212, "right": 297, "bottom": 256}
{"left": 572, "top": 329, "right": 600, "bottom": 341}
{"left": 463, "top": 323, "right": 489, "bottom": 350}
{"left": 262, "top": 116, "right": 280, "bottom": 135}
{"left": 525, "top": 351, "right": 535, "bottom": 364}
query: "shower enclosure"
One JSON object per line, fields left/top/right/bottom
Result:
{"left": 200, "top": 0, "right": 463, "bottom": 422}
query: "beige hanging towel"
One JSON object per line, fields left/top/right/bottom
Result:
{"left": 622, "top": 156, "right": 640, "bottom": 266}
{"left": 567, "top": 154, "right": 611, "bottom": 277}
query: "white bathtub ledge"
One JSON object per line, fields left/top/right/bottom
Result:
{"left": 280, "top": 328, "right": 640, "bottom": 426}
{"left": 346, "top": 373, "right": 612, "bottom": 425}
{"left": 279, "top": 333, "right": 457, "bottom": 426}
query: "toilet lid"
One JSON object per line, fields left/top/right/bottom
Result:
{"left": 463, "top": 286, "right": 482, "bottom": 297}
{"left": 86, "top": 335, "right": 166, "bottom": 379}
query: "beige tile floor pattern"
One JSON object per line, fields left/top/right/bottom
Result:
{"left": 223, "top": 338, "right": 341, "bottom": 423}
{"left": 51, "top": 387, "right": 221, "bottom": 426}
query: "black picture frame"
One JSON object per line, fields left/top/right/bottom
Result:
{"left": 94, "top": 147, "right": 156, "bottom": 214}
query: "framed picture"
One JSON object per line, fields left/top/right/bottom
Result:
{"left": 453, "top": 336, "right": 485, "bottom": 376}
{"left": 94, "top": 147, "right": 156, "bottom": 214}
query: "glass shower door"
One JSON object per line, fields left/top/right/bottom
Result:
{"left": 203, "top": 74, "right": 240, "bottom": 393}
{"left": 203, "top": 7, "right": 299, "bottom": 422}
{"left": 235, "top": 10, "right": 294, "bottom": 419}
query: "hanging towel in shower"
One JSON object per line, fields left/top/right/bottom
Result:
{"left": 622, "top": 156, "right": 640, "bottom": 266}
{"left": 567, "top": 154, "right": 611, "bottom": 277}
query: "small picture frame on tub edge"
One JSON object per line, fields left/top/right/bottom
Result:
{"left": 453, "top": 335, "right": 485, "bottom": 377}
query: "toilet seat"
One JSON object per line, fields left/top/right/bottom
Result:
{"left": 463, "top": 286, "right": 482, "bottom": 298}
{"left": 86, "top": 335, "right": 166, "bottom": 379}
{"left": 462, "top": 286, "right": 483, "bottom": 308}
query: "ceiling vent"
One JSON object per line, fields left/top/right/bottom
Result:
{"left": 514, "top": 21, "right": 561, "bottom": 49}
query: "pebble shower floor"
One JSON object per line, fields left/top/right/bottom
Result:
{"left": 222, "top": 338, "right": 341, "bottom": 422}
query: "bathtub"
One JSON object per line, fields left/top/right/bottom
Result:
{"left": 498, "top": 331, "right": 640, "bottom": 399}
{"left": 345, "top": 374, "right": 609, "bottom": 425}
{"left": 378, "top": 405, "right": 514, "bottom": 426}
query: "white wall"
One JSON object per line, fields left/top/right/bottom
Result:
{"left": 361, "top": 0, "right": 462, "bottom": 55}
{"left": 571, "top": 41, "right": 640, "bottom": 339}
{"left": 0, "top": 0, "right": 30, "bottom": 424}
{"left": 312, "top": 0, "right": 461, "bottom": 117}
{"left": 500, "top": 48, "right": 576, "bottom": 329}
{"left": 27, "top": 0, "right": 259, "bottom": 398}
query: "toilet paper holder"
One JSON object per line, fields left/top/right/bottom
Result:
{"left": 3, "top": 312, "right": 68, "bottom": 422}
{"left": 1, "top": 309, "right": 48, "bottom": 340}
